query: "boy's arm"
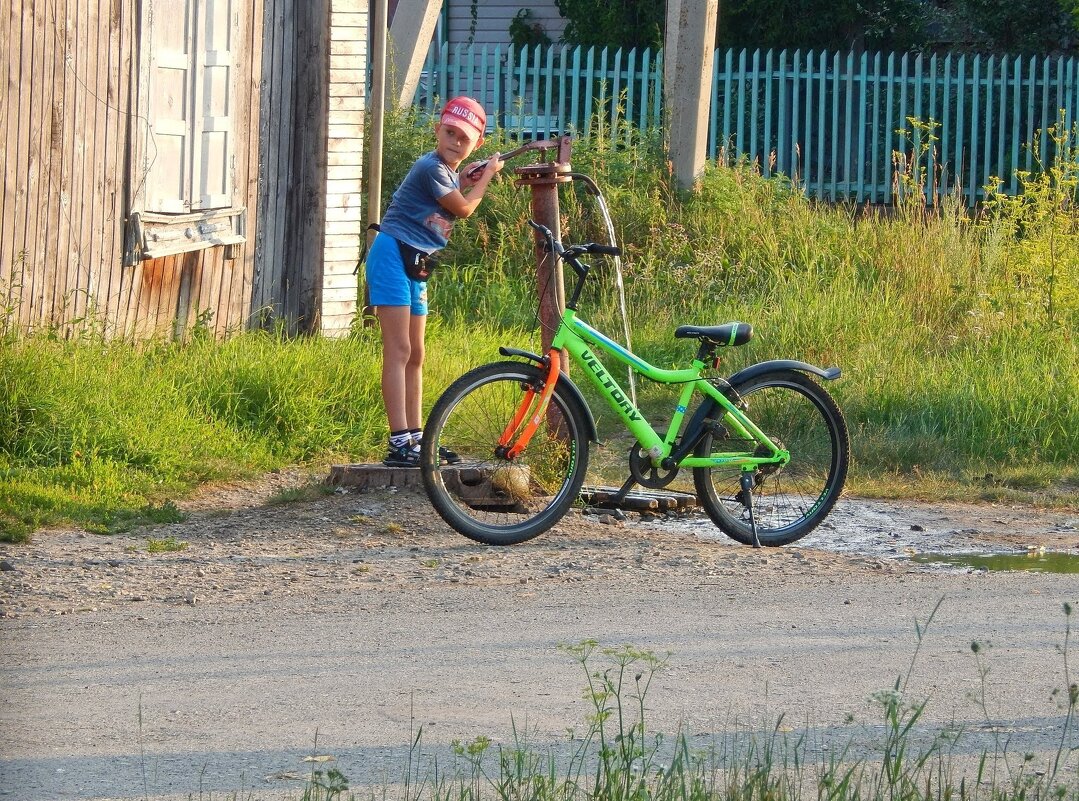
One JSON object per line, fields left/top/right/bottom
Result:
{"left": 437, "top": 154, "right": 503, "bottom": 219}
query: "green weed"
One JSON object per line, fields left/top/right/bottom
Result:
{"left": 144, "top": 535, "right": 188, "bottom": 553}
{"left": 295, "top": 603, "right": 1079, "bottom": 801}
{"left": 87, "top": 501, "right": 186, "bottom": 536}
{"left": 268, "top": 484, "right": 335, "bottom": 505}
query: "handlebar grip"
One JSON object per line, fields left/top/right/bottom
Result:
{"left": 527, "top": 221, "right": 619, "bottom": 260}
{"left": 527, "top": 219, "right": 554, "bottom": 239}
{"left": 464, "top": 160, "right": 488, "bottom": 180}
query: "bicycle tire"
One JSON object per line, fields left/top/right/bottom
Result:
{"left": 693, "top": 369, "right": 849, "bottom": 546}
{"left": 421, "top": 361, "right": 591, "bottom": 545}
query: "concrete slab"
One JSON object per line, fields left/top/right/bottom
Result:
{"left": 326, "top": 463, "right": 422, "bottom": 490}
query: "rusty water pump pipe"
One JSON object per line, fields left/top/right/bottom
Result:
{"left": 467, "top": 136, "right": 574, "bottom": 356}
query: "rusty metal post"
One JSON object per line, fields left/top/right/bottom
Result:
{"left": 513, "top": 135, "right": 574, "bottom": 356}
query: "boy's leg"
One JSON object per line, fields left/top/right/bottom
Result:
{"left": 367, "top": 233, "right": 427, "bottom": 467}
{"left": 405, "top": 312, "right": 426, "bottom": 431}
{"left": 367, "top": 232, "right": 419, "bottom": 436}
{"left": 405, "top": 310, "right": 458, "bottom": 465}
{"left": 376, "top": 305, "right": 412, "bottom": 433}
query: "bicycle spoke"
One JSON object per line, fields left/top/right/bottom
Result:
{"left": 694, "top": 370, "right": 849, "bottom": 546}
{"left": 422, "top": 363, "right": 590, "bottom": 545}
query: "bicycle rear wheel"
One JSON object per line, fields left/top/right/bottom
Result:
{"left": 693, "top": 369, "right": 849, "bottom": 546}
{"left": 421, "top": 361, "right": 590, "bottom": 545}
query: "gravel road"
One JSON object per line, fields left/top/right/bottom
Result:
{"left": 1, "top": 471, "right": 1077, "bottom": 801}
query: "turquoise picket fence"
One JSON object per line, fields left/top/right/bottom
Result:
{"left": 418, "top": 42, "right": 1079, "bottom": 205}
{"left": 417, "top": 43, "right": 664, "bottom": 140}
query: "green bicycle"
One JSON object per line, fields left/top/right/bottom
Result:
{"left": 421, "top": 220, "right": 850, "bottom": 547}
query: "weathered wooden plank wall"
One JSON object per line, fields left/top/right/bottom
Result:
{"left": 1, "top": 0, "right": 363, "bottom": 339}
{"left": 252, "top": 0, "right": 294, "bottom": 326}
{"left": 253, "top": 0, "right": 364, "bottom": 336}
{"left": 0, "top": 0, "right": 258, "bottom": 337}
{"left": 286, "top": 0, "right": 330, "bottom": 332}
{"left": 1, "top": 0, "right": 133, "bottom": 334}
{"left": 322, "top": 0, "right": 366, "bottom": 336}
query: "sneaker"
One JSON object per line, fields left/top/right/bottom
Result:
{"left": 382, "top": 443, "right": 420, "bottom": 468}
{"left": 409, "top": 440, "right": 461, "bottom": 465}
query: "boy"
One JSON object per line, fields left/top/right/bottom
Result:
{"left": 366, "top": 97, "right": 504, "bottom": 467}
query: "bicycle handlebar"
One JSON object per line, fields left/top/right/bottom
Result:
{"left": 526, "top": 219, "right": 621, "bottom": 263}
{"left": 527, "top": 219, "right": 620, "bottom": 311}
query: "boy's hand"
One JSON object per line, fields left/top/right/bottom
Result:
{"left": 484, "top": 152, "right": 505, "bottom": 178}
{"left": 447, "top": 152, "right": 506, "bottom": 216}
{"left": 463, "top": 153, "right": 504, "bottom": 186}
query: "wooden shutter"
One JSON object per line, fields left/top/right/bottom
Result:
{"left": 193, "top": 0, "right": 234, "bottom": 209}
{"left": 145, "top": 0, "right": 195, "bottom": 212}
{"left": 141, "top": 0, "right": 235, "bottom": 213}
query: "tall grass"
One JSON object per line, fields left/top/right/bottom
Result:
{"left": 0, "top": 319, "right": 525, "bottom": 540}
{"left": 1, "top": 109, "right": 1077, "bottom": 540}
{"left": 436, "top": 108, "right": 1078, "bottom": 495}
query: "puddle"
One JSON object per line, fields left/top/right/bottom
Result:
{"left": 641, "top": 498, "right": 1079, "bottom": 571}
{"left": 910, "top": 550, "right": 1079, "bottom": 574}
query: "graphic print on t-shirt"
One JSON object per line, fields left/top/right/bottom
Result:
{"left": 425, "top": 213, "right": 453, "bottom": 240}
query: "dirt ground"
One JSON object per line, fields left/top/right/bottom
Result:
{"left": 1, "top": 469, "right": 1078, "bottom": 801}
{"left": 1, "top": 468, "right": 1076, "bottom": 619}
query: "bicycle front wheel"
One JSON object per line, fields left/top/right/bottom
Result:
{"left": 693, "top": 369, "right": 849, "bottom": 546}
{"left": 421, "top": 361, "right": 591, "bottom": 545}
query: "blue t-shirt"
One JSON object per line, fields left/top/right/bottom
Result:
{"left": 379, "top": 151, "right": 459, "bottom": 254}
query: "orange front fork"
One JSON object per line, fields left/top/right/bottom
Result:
{"left": 497, "top": 350, "right": 561, "bottom": 459}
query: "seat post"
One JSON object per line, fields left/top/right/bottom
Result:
{"left": 694, "top": 340, "right": 716, "bottom": 364}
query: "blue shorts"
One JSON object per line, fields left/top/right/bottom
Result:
{"left": 365, "top": 232, "right": 428, "bottom": 315}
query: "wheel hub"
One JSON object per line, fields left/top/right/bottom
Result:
{"left": 755, "top": 437, "right": 786, "bottom": 478}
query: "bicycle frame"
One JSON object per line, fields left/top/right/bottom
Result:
{"left": 506, "top": 305, "right": 790, "bottom": 471}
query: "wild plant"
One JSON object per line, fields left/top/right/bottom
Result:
{"left": 296, "top": 614, "right": 1079, "bottom": 801}
{"left": 980, "top": 112, "right": 1079, "bottom": 331}
{"left": 893, "top": 116, "right": 944, "bottom": 216}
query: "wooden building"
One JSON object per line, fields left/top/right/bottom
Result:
{"left": 436, "top": 0, "right": 566, "bottom": 47}
{"left": 0, "top": 0, "right": 367, "bottom": 339}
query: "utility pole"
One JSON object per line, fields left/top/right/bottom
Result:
{"left": 664, "top": 0, "right": 719, "bottom": 190}
{"left": 387, "top": 0, "right": 442, "bottom": 110}
{"left": 367, "top": 0, "right": 387, "bottom": 232}
{"left": 366, "top": 0, "right": 441, "bottom": 245}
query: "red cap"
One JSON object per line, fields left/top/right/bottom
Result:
{"left": 440, "top": 96, "right": 486, "bottom": 142}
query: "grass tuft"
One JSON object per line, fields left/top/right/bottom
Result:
{"left": 144, "top": 535, "right": 188, "bottom": 554}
